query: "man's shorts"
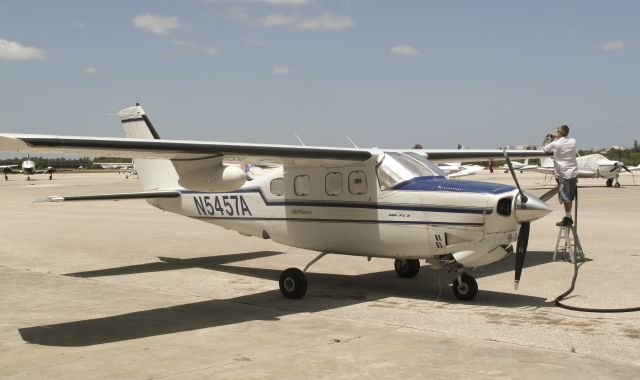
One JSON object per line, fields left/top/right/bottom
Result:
{"left": 558, "top": 177, "right": 577, "bottom": 204}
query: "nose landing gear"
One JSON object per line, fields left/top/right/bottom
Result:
{"left": 606, "top": 177, "right": 621, "bottom": 188}
{"left": 452, "top": 273, "right": 478, "bottom": 301}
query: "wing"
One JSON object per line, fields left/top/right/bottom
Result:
{"left": 526, "top": 167, "right": 555, "bottom": 175}
{"left": 417, "top": 149, "right": 551, "bottom": 163}
{"left": 0, "top": 134, "right": 372, "bottom": 167}
{"left": 0, "top": 164, "right": 18, "bottom": 169}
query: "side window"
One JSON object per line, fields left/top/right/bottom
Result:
{"left": 349, "top": 171, "right": 367, "bottom": 195}
{"left": 270, "top": 178, "right": 284, "bottom": 196}
{"left": 294, "top": 175, "right": 311, "bottom": 196}
{"left": 325, "top": 172, "right": 343, "bottom": 196}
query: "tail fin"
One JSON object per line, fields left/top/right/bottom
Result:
{"left": 117, "top": 104, "right": 180, "bottom": 190}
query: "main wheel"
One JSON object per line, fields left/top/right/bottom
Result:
{"left": 452, "top": 273, "right": 478, "bottom": 301}
{"left": 279, "top": 268, "right": 307, "bottom": 299}
{"left": 606, "top": 178, "right": 613, "bottom": 187}
{"left": 615, "top": 181, "right": 621, "bottom": 188}
{"left": 394, "top": 259, "right": 420, "bottom": 278}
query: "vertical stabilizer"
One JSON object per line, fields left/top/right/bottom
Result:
{"left": 117, "top": 104, "right": 180, "bottom": 190}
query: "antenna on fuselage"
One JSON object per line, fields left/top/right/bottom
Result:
{"left": 294, "top": 133, "right": 306, "bottom": 146}
{"left": 346, "top": 136, "right": 358, "bottom": 149}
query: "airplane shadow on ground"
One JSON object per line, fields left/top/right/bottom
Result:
{"left": 20, "top": 250, "right": 556, "bottom": 347}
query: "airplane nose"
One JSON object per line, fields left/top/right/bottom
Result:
{"left": 514, "top": 191, "right": 552, "bottom": 223}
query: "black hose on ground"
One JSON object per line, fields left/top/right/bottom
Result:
{"left": 554, "top": 183, "right": 640, "bottom": 313}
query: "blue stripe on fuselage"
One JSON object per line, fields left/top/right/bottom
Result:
{"left": 392, "top": 176, "right": 515, "bottom": 194}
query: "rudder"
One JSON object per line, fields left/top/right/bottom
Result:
{"left": 117, "top": 104, "right": 180, "bottom": 190}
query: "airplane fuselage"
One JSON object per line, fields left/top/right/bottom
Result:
{"left": 151, "top": 168, "right": 526, "bottom": 270}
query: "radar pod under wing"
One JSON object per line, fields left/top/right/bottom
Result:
{"left": 34, "top": 190, "right": 181, "bottom": 203}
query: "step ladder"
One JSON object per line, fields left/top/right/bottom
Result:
{"left": 553, "top": 226, "right": 585, "bottom": 263}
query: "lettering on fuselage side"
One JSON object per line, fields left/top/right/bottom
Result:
{"left": 193, "top": 195, "right": 252, "bottom": 217}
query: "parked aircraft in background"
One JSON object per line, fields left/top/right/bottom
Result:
{"left": 2, "top": 155, "right": 55, "bottom": 180}
{"left": 96, "top": 162, "right": 136, "bottom": 179}
{"left": 502, "top": 159, "right": 536, "bottom": 173}
{"left": 527, "top": 154, "right": 633, "bottom": 187}
{"left": 437, "top": 162, "right": 485, "bottom": 178}
{"left": 0, "top": 104, "right": 553, "bottom": 301}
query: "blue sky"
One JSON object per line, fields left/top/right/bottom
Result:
{"left": 1, "top": 0, "right": 639, "bottom": 150}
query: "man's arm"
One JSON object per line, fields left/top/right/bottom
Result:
{"left": 542, "top": 136, "right": 557, "bottom": 153}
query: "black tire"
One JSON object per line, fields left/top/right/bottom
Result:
{"left": 279, "top": 268, "right": 307, "bottom": 299}
{"left": 452, "top": 273, "right": 478, "bottom": 301}
{"left": 615, "top": 181, "right": 621, "bottom": 188}
{"left": 394, "top": 259, "right": 420, "bottom": 278}
{"left": 606, "top": 178, "right": 613, "bottom": 187}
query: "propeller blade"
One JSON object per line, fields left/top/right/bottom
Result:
{"left": 502, "top": 149, "right": 528, "bottom": 203}
{"left": 623, "top": 165, "right": 632, "bottom": 173}
{"left": 514, "top": 222, "right": 530, "bottom": 290}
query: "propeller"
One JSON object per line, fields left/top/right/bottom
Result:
{"left": 514, "top": 222, "right": 530, "bottom": 290}
{"left": 609, "top": 163, "right": 632, "bottom": 173}
{"left": 503, "top": 149, "right": 530, "bottom": 290}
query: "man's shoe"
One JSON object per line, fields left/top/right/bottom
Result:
{"left": 555, "top": 217, "right": 573, "bottom": 227}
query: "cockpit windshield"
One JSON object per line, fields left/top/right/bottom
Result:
{"left": 376, "top": 152, "right": 446, "bottom": 190}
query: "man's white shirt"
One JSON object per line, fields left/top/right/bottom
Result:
{"left": 543, "top": 137, "right": 578, "bottom": 179}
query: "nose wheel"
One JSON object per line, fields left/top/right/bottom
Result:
{"left": 606, "top": 178, "right": 621, "bottom": 188}
{"left": 452, "top": 273, "right": 478, "bottom": 301}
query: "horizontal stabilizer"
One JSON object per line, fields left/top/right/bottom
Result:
{"left": 35, "top": 191, "right": 181, "bottom": 203}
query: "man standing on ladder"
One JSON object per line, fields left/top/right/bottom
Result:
{"left": 543, "top": 125, "right": 579, "bottom": 227}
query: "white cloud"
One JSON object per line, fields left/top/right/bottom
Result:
{"left": 263, "top": 14, "right": 296, "bottom": 27}
{"left": 133, "top": 14, "right": 181, "bottom": 35}
{"left": 170, "top": 38, "right": 217, "bottom": 55}
{"left": 297, "top": 12, "right": 354, "bottom": 30}
{"left": 245, "top": 38, "right": 266, "bottom": 46}
{"left": 390, "top": 45, "right": 420, "bottom": 56}
{"left": 600, "top": 41, "right": 625, "bottom": 51}
{"left": 83, "top": 67, "right": 97, "bottom": 74}
{"left": 261, "top": 12, "right": 354, "bottom": 30}
{"left": 272, "top": 66, "right": 290, "bottom": 74}
{"left": 0, "top": 37, "right": 46, "bottom": 60}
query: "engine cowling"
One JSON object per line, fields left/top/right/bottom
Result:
{"left": 173, "top": 157, "right": 246, "bottom": 192}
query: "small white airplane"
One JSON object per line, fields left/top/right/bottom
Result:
{"left": 527, "top": 154, "right": 634, "bottom": 187}
{"left": 95, "top": 162, "right": 137, "bottom": 179}
{"left": 437, "top": 162, "right": 485, "bottom": 178}
{"left": 502, "top": 159, "right": 536, "bottom": 173}
{"left": 96, "top": 162, "right": 133, "bottom": 170}
{"left": 0, "top": 104, "right": 554, "bottom": 301}
{"left": 1, "top": 155, "right": 55, "bottom": 180}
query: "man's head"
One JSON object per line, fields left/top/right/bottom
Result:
{"left": 557, "top": 125, "right": 570, "bottom": 137}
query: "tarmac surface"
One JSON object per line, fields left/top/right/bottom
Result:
{"left": 1, "top": 171, "right": 639, "bottom": 379}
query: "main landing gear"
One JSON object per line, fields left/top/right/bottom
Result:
{"left": 279, "top": 252, "right": 328, "bottom": 299}
{"left": 394, "top": 259, "right": 420, "bottom": 278}
{"left": 278, "top": 254, "right": 479, "bottom": 301}
{"left": 606, "top": 178, "right": 620, "bottom": 188}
